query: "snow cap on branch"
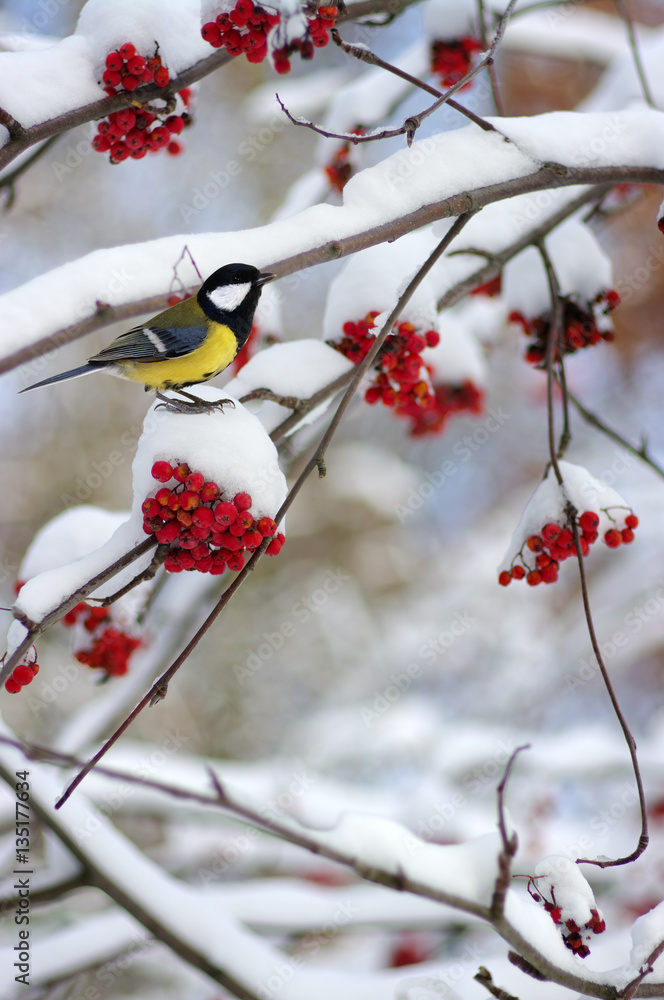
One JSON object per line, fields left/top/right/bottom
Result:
{"left": 323, "top": 229, "right": 441, "bottom": 338}
{"left": 503, "top": 218, "right": 613, "bottom": 319}
{"left": 76, "top": 0, "right": 209, "bottom": 76}
{"left": 134, "top": 387, "right": 288, "bottom": 519}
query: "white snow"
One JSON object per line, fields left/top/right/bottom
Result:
{"left": 18, "top": 505, "right": 128, "bottom": 582}
{"left": 132, "top": 386, "right": 288, "bottom": 518}
{"left": 75, "top": 0, "right": 210, "bottom": 76}
{"left": 630, "top": 901, "right": 664, "bottom": 974}
{"left": 225, "top": 340, "right": 354, "bottom": 434}
{"left": 503, "top": 218, "right": 613, "bottom": 319}
{"left": 533, "top": 854, "right": 599, "bottom": 927}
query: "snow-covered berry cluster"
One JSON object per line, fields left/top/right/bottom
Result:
{"left": 399, "top": 381, "right": 484, "bottom": 438}
{"left": 3, "top": 646, "right": 39, "bottom": 694}
{"left": 63, "top": 602, "right": 141, "bottom": 677}
{"left": 509, "top": 290, "right": 620, "bottom": 366}
{"left": 499, "top": 508, "right": 639, "bottom": 587}
{"left": 528, "top": 857, "right": 606, "bottom": 959}
{"left": 143, "top": 460, "right": 284, "bottom": 575}
{"left": 329, "top": 313, "right": 483, "bottom": 437}
{"left": 93, "top": 44, "right": 193, "bottom": 163}
{"left": 430, "top": 37, "right": 482, "bottom": 88}
{"left": 202, "top": 2, "right": 336, "bottom": 73}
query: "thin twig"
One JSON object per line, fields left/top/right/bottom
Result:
{"left": 615, "top": 0, "right": 654, "bottom": 108}
{"left": 331, "top": 28, "right": 501, "bottom": 137}
{"left": 563, "top": 386, "right": 664, "bottom": 481}
{"left": 621, "top": 939, "right": 664, "bottom": 1000}
{"left": 491, "top": 744, "right": 529, "bottom": 919}
{"left": 0, "top": 135, "right": 60, "bottom": 210}
{"left": 477, "top": 0, "right": 505, "bottom": 114}
{"left": 536, "top": 241, "right": 564, "bottom": 486}
{"left": 569, "top": 506, "right": 649, "bottom": 868}
{"left": 54, "top": 213, "right": 475, "bottom": 809}
{"left": 475, "top": 966, "right": 520, "bottom": 1000}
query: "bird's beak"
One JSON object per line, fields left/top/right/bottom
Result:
{"left": 256, "top": 272, "right": 277, "bottom": 286}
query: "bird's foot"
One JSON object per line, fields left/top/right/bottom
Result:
{"left": 155, "top": 390, "right": 236, "bottom": 414}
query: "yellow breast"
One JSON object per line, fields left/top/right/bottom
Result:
{"left": 121, "top": 323, "right": 239, "bottom": 391}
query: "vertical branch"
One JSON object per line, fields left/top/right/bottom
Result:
{"left": 536, "top": 241, "right": 564, "bottom": 485}
{"left": 569, "top": 508, "right": 649, "bottom": 868}
{"left": 491, "top": 744, "right": 529, "bottom": 919}
{"left": 615, "top": 0, "right": 655, "bottom": 108}
{"left": 477, "top": 0, "right": 506, "bottom": 114}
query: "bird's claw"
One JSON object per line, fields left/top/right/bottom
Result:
{"left": 155, "top": 391, "right": 236, "bottom": 414}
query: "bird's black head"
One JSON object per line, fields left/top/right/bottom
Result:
{"left": 198, "top": 263, "right": 275, "bottom": 337}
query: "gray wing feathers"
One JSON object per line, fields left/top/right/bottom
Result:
{"left": 88, "top": 324, "right": 208, "bottom": 364}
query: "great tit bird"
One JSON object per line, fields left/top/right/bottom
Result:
{"left": 21, "top": 262, "right": 276, "bottom": 411}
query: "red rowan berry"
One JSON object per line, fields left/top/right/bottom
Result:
{"left": 541, "top": 523, "right": 561, "bottom": 542}
{"left": 103, "top": 69, "right": 122, "bottom": 87}
{"left": 604, "top": 528, "right": 622, "bottom": 548}
{"left": 179, "top": 490, "right": 201, "bottom": 510}
{"left": 154, "top": 66, "right": 170, "bottom": 86}
{"left": 526, "top": 535, "right": 544, "bottom": 552}
{"left": 526, "top": 570, "right": 542, "bottom": 586}
{"left": 193, "top": 506, "right": 215, "bottom": 527}
{"left": 579, "top": 511, "right": 599, "bottom": 532}
{"left": 511, "top": 565, "right": 526, "bottom": 580}
{"left": 214, "top": 501, "right": 237, "bottom": 526}
{"left": 257, "top": 516, "right": 277, "bottom": 537}
{"left": 621, "top": 527, "right": 634, "bottom": 543}
{"left": 119, "top": 42, "right": 136, "bottom": 59}
{"left": 155, "top": 521, "right": 180, "bottom": 544}
{"left": 151, "top": 460, "right": 173, "bottom": 482}
{"left": 173, "top": 462, "right": 190, "bottom": 483}
{"left": 234, "top": 492, "right": 252, "bottom": 511}
{"left": 127, "top": 55, "right": 146, "bottom": 74}
{"left": 185, "top": 471, "right": 205, "bottom": 492}
{"left": 498, "top": 570, "right": 511, "bottom": 586}
{"left": 625, "top": 513, "right": 639, "bottom": 528}
{"left": 200, "top": 481, "right": 220, "bottom": 503}
{"left": 105, "top": 51, "right": 123, "bottom": 71}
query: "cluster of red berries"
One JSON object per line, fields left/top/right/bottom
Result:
{"left": 528, "top": 883, "right": 605, "bottom": 959}
{"left": 93, "top": 43, "right": 193, "bottom": 163}
{"left": 509, "top": 291, "right": 620, "bottom": 366}
{"left": 401, "top": 381, "right": 484, "bottom": 438}
{"left": 201, "top": 1, "right": 337, "bottom": 73}
{"left": 101, "top": 42, "right": 170, "bottom": 92}
{"left": 325, "top": 142, "right": 353, "bottom": 192}
{"left": 430, "top": 37, "right": 482, "bottom": 88}
{"left": 330, "top": 313, "right": 484, "bottom": 437}
{"left": 499, "top": 508, "right": 639, "bottom": 587}
{"left": 63, "top": 602, "right": 141, "bottom": 677}
{"left": 471, "top": 274, "right": 502, "bottom": 297}
{"left": 4, "top": 647, "right": 39, "bottom": 694}
{"left": 143, "top": 460, "right": 284, "bottom": 575}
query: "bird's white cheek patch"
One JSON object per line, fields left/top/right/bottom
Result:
{"left": 207, "top": 283, "right": 251, "bottom": 313}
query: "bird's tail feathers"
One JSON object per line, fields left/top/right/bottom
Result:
{"left": 19, "top": 364, "right": 95, "bottom": 393}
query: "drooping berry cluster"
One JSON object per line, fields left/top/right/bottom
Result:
{"left": 470, "top": 274, "right": 502, "bottom": 297}
{"left": 4, "top": 647, "right": 39, "bottom": 694}
{"left": 143, "top": 460, "right": 284, "bottom": 575}
{"left": 528, "top": 881, "right": 605, "bottom": 959}
{"left": 63, "top": 602, "right": 141, "bottom": 677}
{"left": 499, "top": 508, "right": 639, "bottom": 587}
{"left": 93, "top": 43, "right": 193, "bottom": 163}
{"left": 398, "top": 381, "right": 484, "bottom": 438}
{"left": 330, "top": 313, "right": 484, "bottom": 437}
{"left": 324, "top": 131, "right": 363, "bottom": 193}
{"left": 201, "top": 2, "right": 337, "bottom": 73}
{"left": 509, "top": 291, "right": 620, "bottom": 366}
{"left": 430, "top": 37, "right": 482, "bottom": 88}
